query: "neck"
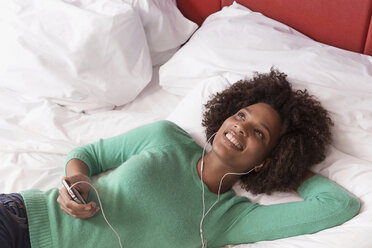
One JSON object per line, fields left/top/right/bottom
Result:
{"left": 197, "top": 152, "right": 240, "bottom": 194}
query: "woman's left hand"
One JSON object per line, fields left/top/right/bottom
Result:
{"left": 57, "top": 174, "right": 100, "bottom": 219}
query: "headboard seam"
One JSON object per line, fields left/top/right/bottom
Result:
{"left": 363, "top": 10, "right": 372, "bottom": 55}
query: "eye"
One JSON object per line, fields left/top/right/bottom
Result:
{"left": 237, "top": 112, "right": 245, "bottom": 120}
{"left": 255, "top": 129, "right": 265, "bottom": 141}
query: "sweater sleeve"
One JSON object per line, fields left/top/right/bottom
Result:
{"left": 64, "top": 120, "right": 191, "bottom": 177}
{"left": 219, "top": 174, "right": 360, "bottom": 245}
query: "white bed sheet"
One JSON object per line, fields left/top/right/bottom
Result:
{"left": 0, "top": 66, "right": 182, "bottom": 193}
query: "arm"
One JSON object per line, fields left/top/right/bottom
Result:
{"left": 57, "top": 124, "right": 149, "bottom": 219}
{"left": 66, "top": 158, "right": 90, "bottom": 176}
{"left": 57, "top": 121, "right": 189, "bottom": 219}
{"left": 58, "top": 122, "right": 157, "bottom": 219}
{"left": 220, "top": 174, "right": 360, "bottom": 245}
{"left": 295, "top": 170, "right": 315, "bottom": 191}
{"left": 64, "top": 120, "right": 186, "bottom": 177}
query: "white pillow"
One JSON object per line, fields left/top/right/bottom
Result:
{"left": 162, "top": 2, "right": 372, "bottom": 162}
{"left": 159, "top": 2, "right": 372, "bottom": 96}
{"left": 167, "top": 74, "right": 234, "bottom": 147}
{"left": 0, "top": 0, "right": 152, "bottom": 112}
{"left": 123, "top": 0, "right": 198, "bottom": 66}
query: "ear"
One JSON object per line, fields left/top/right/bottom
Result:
{"left": 255, "top": 158, "right": 271, "bottom": 172}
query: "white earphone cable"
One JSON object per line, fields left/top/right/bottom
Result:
{"left": 199, "top": 133, "right": 258, "bottom": 248}
{"left": 199, "top": 133, "right": 216, "bottom": 247}
{"left": 70, "top": 181, "right": 123, "bottom": 248}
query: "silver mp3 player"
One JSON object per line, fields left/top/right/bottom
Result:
{"left": 62, "top": 179, "right": 87, "bottom": 204}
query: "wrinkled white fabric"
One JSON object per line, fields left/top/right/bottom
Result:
{"left": 0, "top": 0, "right": 152, "bottom": 112}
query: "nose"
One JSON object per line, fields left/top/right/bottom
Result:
{"left": 234, "top": 124, "right": 246, "bottom": 136}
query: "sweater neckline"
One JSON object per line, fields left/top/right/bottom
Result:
{"left": 190, "top": 148, "right": 235, "bottom": 197}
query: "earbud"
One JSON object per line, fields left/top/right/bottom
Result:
{"left": 255, "top": 163, "right": 264, "bottom": 169}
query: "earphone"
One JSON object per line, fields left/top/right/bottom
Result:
{"left": 69, "top": 181, "right": 123, "bottom": 248}
{"left": 199, "top": 133, "right": 263, "bottom": 248}
{"left": 255, "top": 163, "right": 264, "bottom": 169}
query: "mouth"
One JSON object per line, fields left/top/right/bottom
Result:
{"left": 223, "top": 131, "right": 244, "bottom": 151}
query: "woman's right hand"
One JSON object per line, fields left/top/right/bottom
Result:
{"left": 57, "top": 173, "right": 100, "bottom": 219}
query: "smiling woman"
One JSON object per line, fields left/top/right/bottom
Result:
{"left": 202, "top": 68, "right": 334, "bottom": 194}
{"left": 200, "top": 102, "right": 282, "bottom": 195}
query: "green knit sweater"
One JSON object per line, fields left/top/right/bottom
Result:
{"left": 21, "top": 120, "right": 360, "bottom": 248}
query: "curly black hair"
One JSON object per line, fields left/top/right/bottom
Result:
{"left": 202, "top": 68, "right": 333, "bottom": 194}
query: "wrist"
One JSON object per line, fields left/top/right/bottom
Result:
{"left": 66, "top": 159, "right": 90, "bottom": 177}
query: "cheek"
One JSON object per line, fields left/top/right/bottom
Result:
{"left": 243, "top": 141, "right": 268, "bottom": 163}
{"left": 212, "top": 132, "right": 229, "bottom": 155}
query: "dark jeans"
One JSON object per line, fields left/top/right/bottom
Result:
{"left": 0, "top": 193, "right": 31, "bottom": 248}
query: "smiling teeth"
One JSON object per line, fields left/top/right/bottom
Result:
{"left": 225, "top": 132, "right": 243, "bottom": 150}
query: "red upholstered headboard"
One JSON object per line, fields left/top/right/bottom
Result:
{"left": 176, "top": 0, "right": 372, "bottom": 56}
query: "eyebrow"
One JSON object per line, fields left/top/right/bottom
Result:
{"left": 243, "top": 107, "right": 272, "bottom": 139}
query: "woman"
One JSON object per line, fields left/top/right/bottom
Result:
{"left": 1, "top": 69, "right": 360, "bottom": 248}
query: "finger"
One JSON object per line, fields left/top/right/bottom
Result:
{"left": 77, "top": 202, "right": 100, "bottom": 219}
{"left": 68, "top": 204, "right": 99, "bottom": 219}
{"left": 58, "top": 196, "right": 80, "bottom": 218}
{"left": 76, "top": 202, "right": 99, "bottom": 214}
{"left": 60, "top": 204, "right": 76, "bottom": 218}
{"left": 64, "top": 200, "right": 99, "bottom": 219}
{"left": 57, "top": 188, "right": 69, "bottom": 210}
{"left": 58, "top": 186, "right": 99, "bottom": 218}
{"left": 59, "top": 200, "right": 88, "bottom": 218}
{"left": 59, "top": 187, "right": 74, "bottom": 207}
{"left": 59, "top": 187, "right": 83, "bottom": 214}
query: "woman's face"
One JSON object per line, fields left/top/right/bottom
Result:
{"left": 211, "top": 102, "right": 282, "bottom": 172}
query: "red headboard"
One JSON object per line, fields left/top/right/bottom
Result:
{"left": 176, "top": 0, "right": 372, "bottom": 56}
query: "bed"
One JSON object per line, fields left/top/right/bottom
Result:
{"left": 1, "top": 0, "right": 372, "bottom": 247}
